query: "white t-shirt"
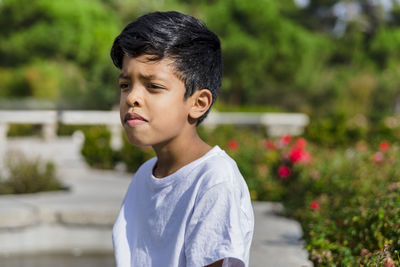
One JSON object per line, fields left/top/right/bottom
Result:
{"left": 112, "top": 146, "right": 254, "bottom": 267}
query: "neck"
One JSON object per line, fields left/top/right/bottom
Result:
{"left": 152, "top": 131, "right": 212, "bottom": 178}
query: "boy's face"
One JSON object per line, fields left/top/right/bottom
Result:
{"left": 119, "top": 54, "right": 193, "bottom": 147}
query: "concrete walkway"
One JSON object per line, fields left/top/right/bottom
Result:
{"left": 0, "top": 137, "right": 312, "bottom": 267}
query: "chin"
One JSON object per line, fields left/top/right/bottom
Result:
{"left": 126, "top": 137, "right": 149, "bottom": 147}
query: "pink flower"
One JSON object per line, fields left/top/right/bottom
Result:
{"left": 310, "top": 201, "right": 320, "bottom": 211}
{"left": 279, "top": 135, "right": 292, "bottom": 146}
{"left": 360, "top": 248, "right": 370, "bottom": 256}
{"left": 379, "top": 141, "right": 390, "bottom": 152}
{"left": 295, "top": 137, "right": 307, "bottom": 149}
{"left": 372, "top": 152, "right": 384, "bottom": 164}
{"left": 278, "top": 165, "right": 291, "bottom": 179}
{"left": 311, "top": 170, "right": 320, "bottom": 180}
{"left": 390, "top": 182, "right": 400, "bottom": 191}
{"left": 228, "top": 140, "right": 239, "bottom": 151}
{"left": 302, "top": 151, "right": 312, "bottom": 163}
{"left": 384, "top": 257, "right": 395, "bottom": 267}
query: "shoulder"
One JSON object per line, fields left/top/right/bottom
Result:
{"left": 199, "top": 147, "right": 240, "bottom": 179}
{"left": 193, "top": 147, "right": 245, "bottom": 197}
{"left": 185, "top": 148, "right": 254, "bottom": 267}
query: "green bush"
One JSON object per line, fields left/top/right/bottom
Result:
{"left": 283, "top": 141, "right": 400, "bottom": 266}
{"left": 305, "top": 113, "right": 368, "bottom": 147}
{"left": 7, "top": 123, "right": 40, "bottom": 137}
{"left": 0, "top": 151, "right": 64, "bottom": 194}
{"left": 80, "top": 126, "right": 118, "bottom": 169}
{"left": 306, "top": 113, "right": 400, "bottom": 149}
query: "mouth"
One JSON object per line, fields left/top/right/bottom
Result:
{"left": 124, "top": 112, "right": 148, "bottom": 127}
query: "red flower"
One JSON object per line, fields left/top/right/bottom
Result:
{"left": 278, "top": 165, "right": 291, "bottom": 179}
{"left": 310, "top": 201, "right": 320, "bottom": 211}
{"left": 295, "top": 137, "right": 307, "bottom": 149}
{"left": 289, "top": 147, "right": 303, "bottom": 163}
{"left": 289, "top": 147, "right": 311, "bottom": 164}
{"left": 264, "top": 139, "right": 276, "bottom": 150}
{"left": 228, "top": 140, "right": 239, "bottom": 150}
{"left": 372, "top": 152, "right": 384, "bottom": 164}
{"left": 279, "top": 135, "right": 292, "bottom": 146}
{"left": 379, "top": 141, "right": 390, "bottom": 152}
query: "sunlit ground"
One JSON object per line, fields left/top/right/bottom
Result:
{"left": 0, "top": 253, "right": 115, "bottom": 267}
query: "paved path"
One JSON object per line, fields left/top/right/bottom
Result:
{"left": 1, "top": 137, "right": 312, "bottom": 267}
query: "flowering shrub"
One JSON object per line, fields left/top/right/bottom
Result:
{"left": 284, "top": 140, "right": 400, "bottom": 266}
{"left": 199, "top": 128, "right": 400, "bottom": 265}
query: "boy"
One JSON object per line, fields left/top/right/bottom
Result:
{"left": 111, "top": 11, "right": 254, "bottom": 267}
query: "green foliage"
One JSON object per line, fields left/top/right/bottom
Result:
{"left": 370, "top": 27, "right": 400, "bottom": 68}
{"left": 7, "top": 124, "right": 39, "bottom": 137}
{"left": 0, "top": 152, "right": 64, "bottom": 194}
{"left": 3, "top": 0, "right": 400, "bottom": 123}
{"left": 200, "top": 0, "right": 330, "bottom": 110}
{"left": 213, "top": 101, "right": 284, "bottom": 113}
{"left": 305, "top": 113, "right": 368, "bottom": 147}
{"left": 80, "top": 126, "right": 119, "bottom": 169}
{"left": 0, "top": 0, "right": 120, "bottom": 108}
{"left": 283, "top": 142, "right": 400, "bottom": 266}
{"left": 0, "top": 0, "right": 119, "bottom": 66}
{"left": 305, "top": 112, "right": 400, "bottom": 148}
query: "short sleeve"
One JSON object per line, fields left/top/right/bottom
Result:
{"left": 185, "top": 182, "right": 251, "bottom": 267}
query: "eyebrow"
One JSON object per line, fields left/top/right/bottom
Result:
{"left": 119, "top": 73, "right": 130, "bottom": 80}
{"left": 118, "top": 73, "right": 164, "bottom": 82}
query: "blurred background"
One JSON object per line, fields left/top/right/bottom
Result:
{"left": 2, "top": 0, "right": 400, "bottom": 125}
{"left": 1, "top": 0, "right": 400, "bottom": 266}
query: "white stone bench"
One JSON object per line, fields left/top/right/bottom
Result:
{"left": 0, "top": 110, "right": 58, "bottom": 141}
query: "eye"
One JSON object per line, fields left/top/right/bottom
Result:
{"left": 146, "top": 83, "right": 164, "bottom": 90}
{"left": 119, "top": 82, "right": 130, "bottom": 91}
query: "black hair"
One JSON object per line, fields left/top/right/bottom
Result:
{"left": 110, "top": 11, "right": 222, "bottom": 125}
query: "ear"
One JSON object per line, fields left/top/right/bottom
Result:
{"left": 188, "top": 89, "right": 213, "bottom": 121}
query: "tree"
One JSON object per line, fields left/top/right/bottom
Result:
{"left": 199, "top": 0, "right": 331, "bottom": 111}
{"left": 0, "top": 0, "right": 121, "bottom": 109}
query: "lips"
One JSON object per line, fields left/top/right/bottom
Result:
{"left": 124, "top": 112, "right": 148, "bottom": 127}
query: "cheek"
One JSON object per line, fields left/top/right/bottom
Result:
{"left": 119, "top": 95, "right": 127, "bottom": 122}
{"left": 119, "top": 93, "right": 125, "bottom": 105}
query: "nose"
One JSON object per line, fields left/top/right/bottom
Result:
{"left": 126, "top": 85, "right": 143, "bottom": 107}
